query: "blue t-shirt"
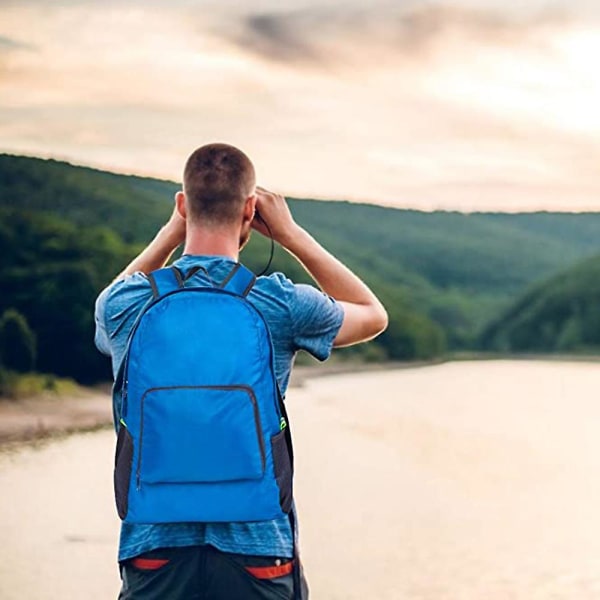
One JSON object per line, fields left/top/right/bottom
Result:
{"left": 94, "top": 254, "right": 344, "bottom": 561}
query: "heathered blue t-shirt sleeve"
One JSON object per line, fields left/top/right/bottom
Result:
{"left": 93, "top": 273, "right": 153, "bottom": 372}
{"left": 94, "top": 286, "right": 112, "bottom": 356}
{"left": 290, "top": 283, "right": 344, "bottom": 361}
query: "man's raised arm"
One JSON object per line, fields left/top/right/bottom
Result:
{"left": 114, "top": 203, "right": 186, "bottom": 281}
{"left": 253, "top": 187, "right": 388, "bottom": 346}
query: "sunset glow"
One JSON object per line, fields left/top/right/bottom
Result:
{"left": 1, "top": 0, "right": 599, "bottom": 211}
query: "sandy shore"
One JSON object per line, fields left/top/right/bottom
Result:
{"left": 3, "top": 354, "right": 598, "bottom": 448}
{"left": 0, "top": 389, "right": 113, "bottom": 447}
{"left": 0, "top": 363, "right": 403, "bottom": 447}
{"left": 3, "top": 355, "right": 597, "bottom": 448}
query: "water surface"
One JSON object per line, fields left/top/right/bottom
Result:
{"left": 2, "top": 360, "right": 600, "bottom": 599}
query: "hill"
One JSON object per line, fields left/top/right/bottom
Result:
{"left": 480, "top": 254, "right": 600, "bottom": 353}
{"left": 2, "top": 153, "right": 600, "bottom": 381}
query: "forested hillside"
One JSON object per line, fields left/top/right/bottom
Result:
{"left": 0, "top": 210, "right": 131, "bottom": 380}
{"left": 481, "top": 254, "right": 600, "bottom": 353}
{"left": 2, "top": 153, "right": 600, "bottom": 382}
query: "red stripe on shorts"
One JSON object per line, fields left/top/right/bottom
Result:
{"left": 131, "top": 558, "right": 170, "bottom": 570}
{"left": 245, "top": 560, "right": 294, "bottom": 579}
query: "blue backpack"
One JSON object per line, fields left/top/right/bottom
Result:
{"left": 112, "top": 263, "right": 294, "bottom": 525}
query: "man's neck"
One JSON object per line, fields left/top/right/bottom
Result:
{"left": 182, "top": 225, "right": 240, "bottom": 261}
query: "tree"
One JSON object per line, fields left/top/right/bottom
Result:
{"left": 0, "top": 309, "right": 37, "bottom": 372}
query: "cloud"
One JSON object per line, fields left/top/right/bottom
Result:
{"left": 0, "top": 34, "right": 36, "bottom": 52}
{"left": 209, "top": 3, "right": 571, "bottom": 67}
{"left": 237, "top": 11, "right": 323, "bottom": 64}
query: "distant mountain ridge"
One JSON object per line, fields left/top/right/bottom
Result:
{"left": 1, "top": 153, "right": 600, "bottom": 381}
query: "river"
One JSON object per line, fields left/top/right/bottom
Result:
{"left": 2, "top": 360, "right": 600, "bottom": 599}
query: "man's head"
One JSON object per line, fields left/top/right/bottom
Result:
{"left": 177, "top": 143, "right": 256, "bottom": 247}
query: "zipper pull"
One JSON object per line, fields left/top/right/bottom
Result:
{"left": 280, "top": 417, "right": 287, "bottom": 431}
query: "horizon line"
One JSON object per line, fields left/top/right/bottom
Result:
{"left": 2, "top": 149, "right": 599, "bottom": 217}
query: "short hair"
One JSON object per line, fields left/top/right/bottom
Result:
{"left": 183, "top": 143, "right": 256, "bottom": 225}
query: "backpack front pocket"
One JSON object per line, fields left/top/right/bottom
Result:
{"left": 137, "top": 385, "right": 266, "bottom": 487}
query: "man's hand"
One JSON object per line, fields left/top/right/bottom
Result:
{"left": 164, "top": 202, "right": 187, "bottom": 247}
{"left": 254, "top": 186, "right": 388, "bottom": 346}
{"left": 253, "top": 186, "right": 299, "bottom": 247}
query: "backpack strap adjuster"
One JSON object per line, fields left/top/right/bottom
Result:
{"left": 147, "top": 266, "right": 184, "bottom": 298}
{"left": 220, "top": 263, "right": 256, "bottom": 297}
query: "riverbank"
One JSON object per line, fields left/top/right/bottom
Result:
{"left": 0, "top": 388, "right": 112, "bottom": 448}
{"left": 0, "top": 361, "right": 410, "bottom": 447}
{"left": 2, "top": 353, "right": 599, "bottom": 447}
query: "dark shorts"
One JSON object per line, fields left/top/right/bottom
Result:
{"left": 118, "top": 545, "right": 309, "bottom": 600}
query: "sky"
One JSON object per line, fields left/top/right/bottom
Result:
{"left": 1, "top": 0, "right": 600, "bottom": 211}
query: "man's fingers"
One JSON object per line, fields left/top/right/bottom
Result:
{"left": 256, "top": 185, "right": 281, "bottom": 200}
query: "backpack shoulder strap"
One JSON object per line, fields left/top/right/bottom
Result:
{"left": 147, "top": 266, "right": 183, "bottom": 298}
{"left": 113, "top": 265, "right": 185, "bottom": 425}
{"left": 219, "top": 263, "right": 256, "bottom": 297}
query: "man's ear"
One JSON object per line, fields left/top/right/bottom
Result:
{"left": 243, "top": 193, "right": 257, "bottom": 223}
{"left": 175, "top": 191, "right": 187, "bottom": 219}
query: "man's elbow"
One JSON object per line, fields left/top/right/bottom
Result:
{"left": 334, "top": 301, "right": 389, "bottom": 347}
{"left": 369, "top": 304, "right": 388, "bottom": 338}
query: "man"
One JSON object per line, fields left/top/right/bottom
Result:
{"left": 95, "top": 143, "right": 388, "bottom": 599}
